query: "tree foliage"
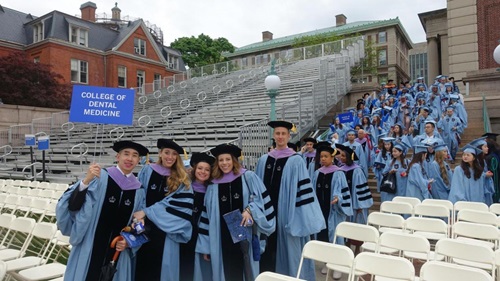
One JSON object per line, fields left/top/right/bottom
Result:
{"left": 0, "top": 52, "right": 71, "bottom": 109}
{"left": 350, "top": 38, "right": 378, "bottom": 82}
{"left": 170, "top": 34, "right": 235, "bottom": 68}
{"left": 291, "top": 32, "right": 344, "bottom": 48}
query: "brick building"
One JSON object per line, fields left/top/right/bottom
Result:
{"left": 0, "top": 2, "right": 185, "bottom": 94}
{"left": 224, "top": 14, "right": 414, "bottom": 84}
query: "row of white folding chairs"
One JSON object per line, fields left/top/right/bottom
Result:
{"left": 0, "top": 186, "right": 64, "bottom": 201}
{"left": 325, "top": 222, "right": 499, "bottom": 280}
{"left": 0, "top": 195, "right": 57, "bottom": 222}
{"left": 367, "top": 211, "right": 500, "bottom": 251}
{"left": 0, "top": 214, "right": 68, "bottom": 280}
{"left": 386, "top": 197, "right": 494, "bottom": 223}
{"left": 0, "top": 179, "right": 69, "bottom": 191}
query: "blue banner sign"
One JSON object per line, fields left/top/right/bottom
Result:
{"left": 25, "top": 134, "right": 36, "bottom": 146}
{"left": 338, "top": 112, "right": 353, "bottom": 124}
{"left": 69, "top": 85, "right": 135, "bottom": 125}
{"left": 38, "top": 136, "right": 50, "bottom": 151}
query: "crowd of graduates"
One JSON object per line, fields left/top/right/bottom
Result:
{"left": 54, "top": 75, "right": 500, "bottom": 281}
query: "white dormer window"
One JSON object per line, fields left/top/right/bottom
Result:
{"left": 33, "top": 22, "right": 44, "bottom": 43}
{"left": 134, "top": 38, "right": 146, "bottom": 56}
{"left": 70, "top": 26, "right": 88, "bottom": 47}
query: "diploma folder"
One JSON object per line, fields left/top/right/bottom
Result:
{"left": 223, "top": 209, "right": 248, "bottom": 244}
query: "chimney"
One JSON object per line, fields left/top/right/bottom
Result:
{"left": 80, "top": 1, "right": 97, "bottom": 22}
{"left": 111, "top": 2, "right": 121, "bottom": 21}
{"left": 336, "top": 14, "right": 347, "bottom": 27}
{"left": 262, "top": 31, "right": 273, "bottom": 42}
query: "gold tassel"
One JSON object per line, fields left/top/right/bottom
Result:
{"left": 184, "top": 148, "right": 188, "bottom": 160}
{"left": 291, "top": 123, "right": 297, "bottom": 133}
{"left": 239, "top": 152, "right": 244, "bottom": 162}
{"left": 146, "top": 153, "right": 150, "bottom": 164}
{"left": 351, "top": 153, "right": 355, "bottom": 161}
{"left": 331, "top": 148, "right": 337, "bottom": 157}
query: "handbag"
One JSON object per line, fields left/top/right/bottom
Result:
{"left": 380, "top": 172, "right": 397, "bottom": 194}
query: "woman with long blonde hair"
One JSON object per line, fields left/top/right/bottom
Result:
{"left": 134, "top": 139, "right": 193, "bottom": 281}
{"left": 428, "top": 144, "right": 453, "bottom": 200}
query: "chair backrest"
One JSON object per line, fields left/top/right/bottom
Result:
{"left": 379, "top": 232, "right": 430, "bottom": 259}
{"left": 38, "top": 182, "right": 50, "bottom": 189}
{"left": 405, "top": 217, "right": 448, "bottom": 237}
{"left": 257, "top": 271, "right": 305, "bottom": 281}
{"left": 29, "top": 181, "right": 40, "bottom": 188}
{"left": 367, "top": 211, "right": 405, "bottom": 230}
{"left": 334, "top": 222, "right": 379, "bottom": 245}
{"left": 350, "top": 252, "right": 415, "bottom": 281}
{"left": 456, "top": 209, "right": 498, "bottom": 226}
{"left": 47, "top": 183, "right": 59, "bottom": 190}
{"left": 454, "top": 201, "right": 489, "bottom": 212}
{"left": 393, "top": 196, "right": 421, "bottom": 208}
{"left": 414, "top": 204, "right": 450, "bottom": 222}
{"left": 490, "top": 203, "right": 500, "bottom": 216}
{"left": 435, "top": 238, "right": 495, "bottom": 270}
{"left": 296, "top": 241, "right": 353, "bottom": 278}
{"left": 56, "top": 183, "right": 69, "bottom": 191}
{"left": 420, "top": 261, "right": 493, "bottom": 281}
{"left": 422, "top": 199, "right": 453, "bottom": 211}
{"left": 39, "top": 189, "right": 54, "bottom": 198}
{"left": 9, "top": 217, "right": 36, "bottom": 233}
{"left": 31, "top": 222, "right": 57, "bottom": 240}
{"left": 380, "top": 201, "right": 413, "bottom": 216}
{"left": 453, "top": 221, "right": 499, "bottom": 243}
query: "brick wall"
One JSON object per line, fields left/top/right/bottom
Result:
{"left": 477, "top": 0, "right": 500, "bottom": 69}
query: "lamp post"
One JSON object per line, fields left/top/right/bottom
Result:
{"left": 264, "top": 60, "right": 281, "bottom": 121}
{"left": 494, "top": 41, "right": 500, "bottom": 71}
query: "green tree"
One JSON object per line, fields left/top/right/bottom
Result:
{"left": 0, "top": 52, "right": 72, "bottom": 109}
{"left": 291, "top": 32, "right": 343, "bottom": 48}
{"left": 170, "top": 34, "right": 235, "bottom": 68}
{"left": 350, "top": 39, "right": 378, "bottom": 83}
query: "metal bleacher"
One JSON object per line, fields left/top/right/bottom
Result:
{"left": 0, "top": 36, "right": 365, "bottom": 183}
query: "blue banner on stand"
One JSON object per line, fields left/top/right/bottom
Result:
{"left": 69, "top": 85, "right": 135, "bottom": 125}
{"left": 25, "top": 135, "right": 36, "bottom": 146}
{"left": 38, "top": 136, "right": 50, "bottom": 151}
{"left": 338, "top": 112, "right": 354, "bottom": 124}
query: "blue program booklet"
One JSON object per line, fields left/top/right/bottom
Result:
{"left": 120, "top": 231, "right": 149, "bottom": 248}
{"left": 223, "top": 209, "right": 248, "bottom": 244}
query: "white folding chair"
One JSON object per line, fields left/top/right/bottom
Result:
{"left": 434, "top": 238, "right": 495, "bottom": 276}
{"left": 55, "top": 184, "right": 69, "bottom": 191}
{"left": 456, "top": 209, "right": 498, "bottom": 226}
{"left": 47, "top": 183, "right": 59, "bottom": 191}
{"left": 348, "top": 252, "right": 415, "bottom": 281}
{"left": 414, "top": 204, "right": 451, "bottom": 225}
{"left": 38, "top": 190, "right": 54, "bottom": 199}
{"left": 4, "top": 222, "right": 58, "bottom": 274}
{"left": 256, "top": 271, "right": 305, "bottom": 281}
{"left": 0, "top": 217, "right": 36, "bottom": 261}
{"left": 452, "top": 221, "right": 499, "bottom": 249}
{"left": 29, "top": 181, "right": 40, "bottom": 189}
{"left": 380, "top": 201, "right": 413, "bottom": 217}
{"left": 12, "top": 180, "right": 22, "bottom": 187}
{"left": 37, "top": 182, "right": 49, "bottom": 190}
{"left": 490, "top": 203, "right": 500, "bottom": 216}
{"left": 0, "top": 214, "right": 15, "bottom": 246}
{"left": 405, "top": 216, "right": 449, "bottom": 241}
{"left": 1, "top": 195, "right": 20, "bottom": 214}
{"left": 392, "top": 196, "right": 421, "bottom": 208}
{"left": 420, "top": 261, "right": 493, "bottom": 281}
{"left": 0, "top": 260, "right": 5, "bottom": 280}
{"left": 422, "top": 199, "right": 454, "bottom": 222}
{"left": 51, "top": 190, "right": 64, "bottom": 201}
{"left": 332, "top": 222, "right": 379, "bottom": 279}
{"left": 454, "top": 201, "right": 489, "bottom": 219}
{"left": 362, "top": 212, "right": 404, "bottom": 254}
{"left": 4, "top": 180, "right": 13, "bottom": 186}
{"left": 19, "top": 181, "right": 31, "bottom": 188}
{"left": 296, "top": 240, "right": 354, "bottom": 281}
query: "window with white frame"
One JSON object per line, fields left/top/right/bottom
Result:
{"left": 118, "top": 66, "right": 127, "bottom": 87}
{"left": 134, "top": 38, "right": 146, "bottom": 56}
{"left": 70, "top": 26, "right": 88, "bottom": 46}
{"left": 378, "top": 31, "right": 387, "bottom": 44}
{"left": 137, "top": 70, "right": 145, "bottom": 93}
{"left": 71, "top": 59, "right": 88, "bottom": 84}
{"left": 154, "top": 73, "right": 161, "bottom": 90}
{"left": 33, "top": 23, "right": 44, "bottom": 43}
{"left": 378, "top": 49, "right": 387, "bottom": 66}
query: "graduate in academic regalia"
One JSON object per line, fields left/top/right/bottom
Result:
{"left": 182, "top": 152, "right": 215, "bottom": 281}
{"left": 255, "top": 121, "right": 325, "bottom": 281}
{"left": 56, "top": 140, "right": 149, "bottom": 281}
{"left": 335, "top": 144, "right": 373, "bottom": 226}
{"left": 382, "top": 142, "right": 410, "bottom": 201}
{"left": 134, "top": 139, "right": 193, "bottom": 281}
{"left": 196, "top": 143, "right": 275, "bottom": 281}
{"left": 343, "top": 129, "right": 365, "bottom": 171}
{"left": 300, "top": 137, "right": 317, "bottom": 171}
{"left": 406, "top": 145, "right": 434, "bottom": 201}
{"left": 374, "top": 137, "right": 393, "bottom": 195}
{"left": 311, "top": 144, "right": 352, "bottom": 278}
{"left": 449, "top": 145, "right": 494, "bottom": 204}
{"left": 438, "top": 106, "right": 463, "bottom": 163}
{"left": 427, "top": 144, "right": 453, "bottom": 200}
{"left": 354, "top": 129, "right": 372, "bottom": 177}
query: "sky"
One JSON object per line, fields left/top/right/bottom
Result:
{"left": 2, "top": 0, "right": 447, "bottom": 48}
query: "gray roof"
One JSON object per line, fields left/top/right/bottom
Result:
{"left": 0, "top": 5, "right": 37, "bottom": 45}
